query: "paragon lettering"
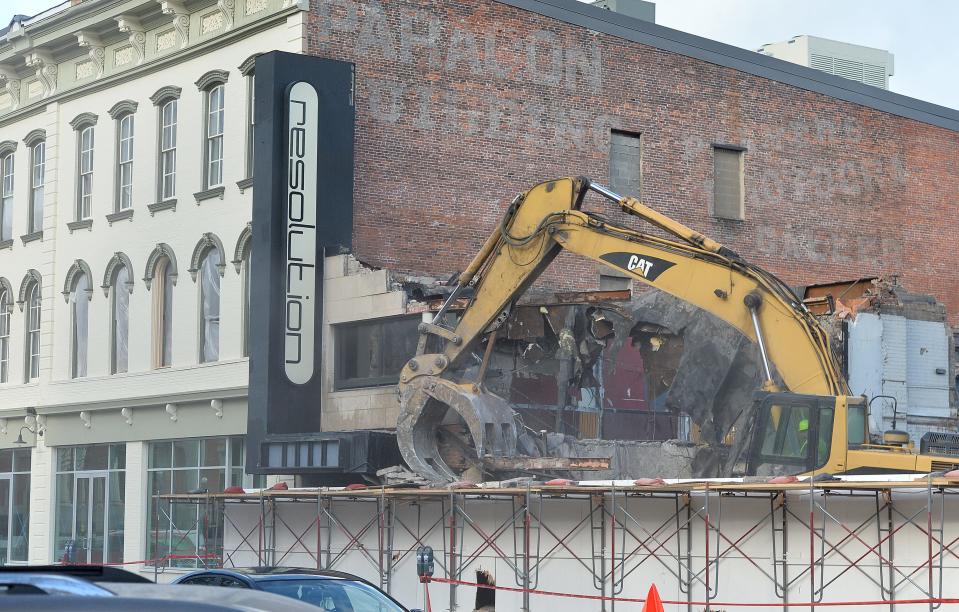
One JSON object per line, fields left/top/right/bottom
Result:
{"left": 284, "top": 82, "right": 319, "bottom": 384}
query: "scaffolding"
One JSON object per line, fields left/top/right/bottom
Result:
{"left": 157, "top": 477, "right": 959, "bottom": 611}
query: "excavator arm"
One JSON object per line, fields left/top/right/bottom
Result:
{"left": 397, "top": 177, "right": 848, "bottom": 482}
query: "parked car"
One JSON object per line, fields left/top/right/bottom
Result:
{"left": 173, "top": 567, "right": 420, "bottom": 611}
{"left": 0, "top": 568, "right": 317, "bottom": 611}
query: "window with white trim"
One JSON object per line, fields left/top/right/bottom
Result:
{"left": 77, "top": 127, "right": 94, "bottom": 220}
{"left": 29, "top": 142, "right": 44, "bottom": 233}
{"left": 204, "top": 85, "right": 224, "bottom": 188}
{"left": 198, "top": 249, "right": 220, "bottom": 363}
{"left": 0, "top": 289, "right": 9, "bottom": 383}
{"left": 152, "top": 257, "right": 174, "bottom": 368}
{"left": 116, "top": 114, "right": 134, "bottom": 211}
{"left": 25, "top": 281, "right": 40, "bottom": 381}
{"left": 70, "top": 272, "right": 90, "bottom": 379}
{"left": 159, "top": 100, "right": 177, "bottom": 200}
{"left": 0, "top": 153, "right": 11, "bottom": 241}
{"left": 111, "top": 266, "right": 130, "bottom": 374}
{"left": 245, "top": 71, "right": 254, "bottom": 179}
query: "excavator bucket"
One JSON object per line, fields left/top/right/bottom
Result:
{"left": 396, "top": 376, "right": 518, "bottom": 483}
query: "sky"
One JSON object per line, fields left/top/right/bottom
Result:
{"left": 2, "top": 0, "right": 957, "bottom": 110}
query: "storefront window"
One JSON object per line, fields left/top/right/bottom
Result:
{"left": 147, "top": 436, "right": 261, "bottom": 568}
{"left": 54, "top": 444, "right": 125, "bottom": 564}
{"left": 0, "top": 448, "right": 31, "bottom": 563}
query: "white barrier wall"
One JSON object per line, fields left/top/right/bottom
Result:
{"left": 221, "top": 485, "right": 959, "bottom": 611}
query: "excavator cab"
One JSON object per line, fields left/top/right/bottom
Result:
{"left": 745, "top": 392, "right": 837, "bottom": 476}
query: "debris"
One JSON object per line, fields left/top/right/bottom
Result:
{"left": 482, "top": 456, "right": 611, "bottom": 471}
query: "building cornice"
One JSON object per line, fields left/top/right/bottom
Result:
{"left": 0, "top": 0, "right": 299, "bottom": 127}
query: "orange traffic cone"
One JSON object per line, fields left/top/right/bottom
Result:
{"left": 641, "top": 583, "right": 665, "bottom": 612}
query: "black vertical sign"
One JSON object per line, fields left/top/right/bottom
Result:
{"left": 248, "top": 52, "right": 354, "bottom": 473}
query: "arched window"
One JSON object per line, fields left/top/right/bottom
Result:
{"left": 24, "top": 281, "right": 41, "bottom": 380}
{"left": 70, "top": 273, "right": 90, "bottom": 378}
{"left": 0, "top": 284, "right": 10, "bottom": 382}
{"left": 152, "top": 258, "right": 174, "bottom": 368}
{"left": 111, "top": 266, "right": 131, "bottom": 374}
{"left": 198, "top": 249, "right": 221, "bottom": 363}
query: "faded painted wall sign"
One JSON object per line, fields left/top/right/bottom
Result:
{"left": 316, "top": 0, "right": 613, "bottom": 150}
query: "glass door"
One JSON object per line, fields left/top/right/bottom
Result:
{"left": 74, "top": 473, "right": 107, "bottom": 564}
{"left": 0, "top": 477, "right": 9, "bottom": 563}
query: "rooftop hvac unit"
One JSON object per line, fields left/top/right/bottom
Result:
{"left": 919, "top": 432, "right": 959, "bottom": 458}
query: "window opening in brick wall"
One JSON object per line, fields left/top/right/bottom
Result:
{"left": 713, "top": 146, "right": 744, "bottom": 220}
{"left": 609, "top": 130, "right": 642, "bottom": 198}
{"left": 334, "top": 316, "right": 421, "bottom": 390}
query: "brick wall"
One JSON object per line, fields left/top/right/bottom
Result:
{"left": 308, "top": 0, "right": 959, "bottom": 323}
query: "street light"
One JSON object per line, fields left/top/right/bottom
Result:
{"left": 14, "top": 408, "right": 40, "bottom": 445}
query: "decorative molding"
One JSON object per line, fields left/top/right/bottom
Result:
{"left": 62, "top": 259, "right": 94, "bottom": 302}
{"left": 23, "top": 128, "right": 45, "bottom": 147}
{"left": 148, "top": 198, "right": 177, "bottom": 215}
{"left": 67, "top": 219, "right": 93, "bottom": 233}
{"left": 189, "top": 232, "right": 227, "bottom": 281}
{"left": 156, "top": 29, "right": 177, "bottom": 52}
{"left": 0, "top": 277, "right": 12, "bottom": 303}
{"left": 24, "top": 51, "right": 57, "bottom": 97}
{"left": 101, "top": 251, "right": 135, "bottom": 296}
{"left": 27, "top": 80, "right": 42, "bottom": 98}
{"left": 106, "top": 208, "right": 134, "bottom": 225}
{"left": 75, "top": 61, "right": 96, "bottom": 81}
{"left": 114, "top": 15, "right": 146, "bottom": 65}
{"left": 0, "top": 239, "right": 12, "bottom": 251}
{"left": 0, "top": 65, "right": 21, "bottom": 110}
{"left": 159, "top": 0, "right": 191, "bottom": 49}
{"left": 238, "top": 53, "right": 260, "bottom": 77}
{"left": 75, "top": 31, "right": 105, "bottom": 79}
{"left": 114, "top": 46, "right": 135, "bottom": 67}
{"left": 20, "top": 230, "right": 42, "bottom": 245}
{"left": 195, "top": 69, "right": 229, "bottom": 90}
{"left": 236, "top": 177, "right": 253, "bottom": 192}
{"left": 149, "top": 85, "right": 181, "bottom": 106}
{"left": 0, "top": 140, "right": 17, "bottom": 156}
{"left": 108, "top": 99, "right": 138, "bottom": 119}
{"left": 17, "top": 269, "right": 41, "bottom": 310}
{"left": 144, "top": 243, "right": 178, "bottom": 290}
{"left": 69, "top": 112, "right": 98, "bottom": 131}
{"left": 232, "top": 222, "right": 252, "bottom": 273}
{"left": 218, "top": 0, "right": 236, "bottom": 31}
{"left": 246, "top": 0, "right": 268, "bottom": 15}
{"left": 194, "top": 186, "right": 225, "bottom": 203}
{"left": 201, "top": 11, "right": 225, "bottom": 35}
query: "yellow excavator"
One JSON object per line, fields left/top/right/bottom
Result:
{"left": 396, "top": 177, "right": 959, "bottom": 482}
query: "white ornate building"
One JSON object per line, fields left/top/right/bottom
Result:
{"left": 0, "top": 0, "right": 307, "bottom": 570}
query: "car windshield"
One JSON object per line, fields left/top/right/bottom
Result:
{"left": 256, "top": 578, "right": 405, "bottom": 612}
